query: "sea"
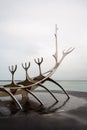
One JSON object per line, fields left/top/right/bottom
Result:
{"left": 0, "top": 80, "right": 87, "bottom": 92}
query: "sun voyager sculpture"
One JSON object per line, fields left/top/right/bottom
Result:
{"left": 0, "top": 25, "right": 74, "bottom": 111}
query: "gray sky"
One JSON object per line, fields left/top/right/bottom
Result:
{"left": 0, "top": 0, "right": 87, "bottom": 80}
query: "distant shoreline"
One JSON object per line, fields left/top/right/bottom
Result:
{"left": 0, "top": 80, "right": 21, "bottom": 82}
{"left": 0, "top": 80, "right": 87, "bottom": 82}
{"left": 56, "top": 80, "right": 87, "bottom": 82}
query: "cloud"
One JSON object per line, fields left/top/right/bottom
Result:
{"left": 0, "top": 0, "right": 87, "bottom": 80}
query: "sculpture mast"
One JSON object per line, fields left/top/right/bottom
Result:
{"left": 53, "top": 24, "right": 58, "bottom": 63}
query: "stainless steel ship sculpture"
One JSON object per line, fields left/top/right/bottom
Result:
{"left": 0, "top": 25, "right": 74, "bottom": 111}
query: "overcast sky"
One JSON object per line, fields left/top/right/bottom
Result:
{"left": 0, "top": 0, "right": 87, "bottom": 80}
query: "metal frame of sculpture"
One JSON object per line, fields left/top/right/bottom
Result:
{"left": 0, "top": 25, "right": 74, "bottom": 111}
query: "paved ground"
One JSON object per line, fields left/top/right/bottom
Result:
{"left": 0, "top": 91, "right": 87, "bottom": 130}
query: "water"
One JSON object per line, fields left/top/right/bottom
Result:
{"left": 56, "top": 80, "right": 87, "bottom": 92}
{"left": 0, "top": 80, "right": 87, "bottom": 92}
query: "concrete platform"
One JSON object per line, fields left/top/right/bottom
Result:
{"left": 0, "top": 91, "right": 87, "bottom": 130}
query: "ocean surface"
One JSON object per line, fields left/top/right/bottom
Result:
{"left": 0, "top": 80, "right": 87, "bottom": 92}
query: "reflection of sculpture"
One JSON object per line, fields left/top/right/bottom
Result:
{"left": 0, "top": 25, "right": 74, "bottom": 110}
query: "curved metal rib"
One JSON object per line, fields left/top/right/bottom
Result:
{"left": 39, "top": 84, "right": 58, "bottom": 102}
{"left": 0, "top": 87, "right": 22, "bottom": 110}
{"left": 48, "top": 78, "right": 70, "bottom": 99}
{"left": 25, "top": 88, "right": 43, "bottom": 105}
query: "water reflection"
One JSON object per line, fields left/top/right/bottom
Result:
{"left": 0, "top": 95, "right": 69, "bottom": 117}
{"left": 37, "top": 98, "right": 69, "bottom": 114}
